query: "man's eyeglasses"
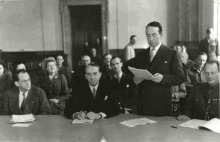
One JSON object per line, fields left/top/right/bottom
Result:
{"left": 19, "top": 79, "right": 31, "bottom": 83}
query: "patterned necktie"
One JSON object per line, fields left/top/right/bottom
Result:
{"left": 93, "top": 87, "right": 96, "bottom": 98}
{"left": 149, "top": 47, "right": 156, "bottom": 62}
{"left": 21, "top": 93, "right": 26, "bottom": 113}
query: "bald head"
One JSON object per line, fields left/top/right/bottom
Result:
{"left": 81, "top": 55, "right": 91, "bottom": 67}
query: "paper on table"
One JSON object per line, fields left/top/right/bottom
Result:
{"left": 128, "top": 66, "right": 153, "bottom": 80}
{"left": 72, "top": 119, "right": 94, "bottom": 124}
{"left": 120, "top": 118, "right": 157, "bottom": 127}
{"left": 179, "top": 119, "right": 207, "bottom": 129}
{"left": 199, "top": 118, "right": 220, "bottom": 134}
{"left": 9, "top": 114, "right": 35, "bottom": 123}
{"left": 12, "top": 123, "right": 32, "bottom": 127}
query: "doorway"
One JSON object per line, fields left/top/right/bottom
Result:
{"left": 69, "top": 5, "right": 102, "bottom": 68}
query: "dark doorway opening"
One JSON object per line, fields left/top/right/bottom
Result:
{"left": 69, "top": 5, "right": 102, "bottom": 68}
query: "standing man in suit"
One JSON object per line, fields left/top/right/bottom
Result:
{"left": 64, "top": 63, "right": 120, "bottom": 120}
{"left": 124, "top": 35, "right": 138, "bottom": 61}
{"left": 110, "top": 56, "right": 137, "bottom": 113}
{"left": 129, "top": 21, "right": 185, "bottom": 116}
{"left": 56, "top": 55, "right": 72, "bottom": 89}
{"left": 1, "top": 69, "right": 52, "bottom": 115}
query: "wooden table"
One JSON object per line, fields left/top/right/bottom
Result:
{"left": 0, "top": 114, "right": 219, "bottom": 142}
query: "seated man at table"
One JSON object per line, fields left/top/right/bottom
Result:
{"left": 177, "top": 60, "right": 220, "bottom": 121}
{"left": 110, "top": 56, "right": 137, "bottom": 113}
{"left": 64, "top": 63, "right": 120, "bottom": 120}
{"left": 1, "top": 69, "right": 52, "bottom": 115}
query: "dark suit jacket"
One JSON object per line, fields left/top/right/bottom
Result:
{"left": 129, "top": 44, "right": 185, "bottom": 116}
{"left": 198, "top": 38, "right": 219, "bottom": 56}
{"left": 1, "top": 87, "right": 52, "bottom": 115}
{"left": 109, "top": 73, "right": 137, "bottom": 113}
{"left": 58, "top": 65, "right": 72, "bottom": 88}
{"left": 64, "top": 80, "right": 120, "bottom": 119}
{"left": 40, "top": 73, "right": 70, "bottom": 114}
{"left": 184, "top": 83, "right": 219, "bottom": 120}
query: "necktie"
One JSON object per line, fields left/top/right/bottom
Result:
{"left": 149, "top": 47, "right": 156, "bottom": 62}
{"left": 93, "top": 87, "right": 96, "bottom": 98}
{"left": 116, "top": 74, "right": 120, "bottom": 83}
{"left": 21, "top": 93, "right": 26, "bottom": 113}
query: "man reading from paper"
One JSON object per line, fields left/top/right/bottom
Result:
{"left": 64, "top": 63, "right": 120, "bottom": 120}
{"left": 128, "top": 21, "right": 185, "bottom": 116}
{"left": 177, "top": 60, "right": 220, "bottom": 121}
{"left": 1, "top": 70, "right": 52, "bottom": 115}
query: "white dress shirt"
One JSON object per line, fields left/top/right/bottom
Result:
{"left": 19, "top": 90, "right": 29, "bottom": 108}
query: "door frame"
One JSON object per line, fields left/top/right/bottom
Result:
{"left": 60, "top": 0, "right": 108, "bottom": 69}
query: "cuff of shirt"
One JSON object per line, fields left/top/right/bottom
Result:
{"left": 99, "top": 112, "right": 106, "bottom": 119}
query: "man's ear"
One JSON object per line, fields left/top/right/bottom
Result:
{"left": 99, "top": 72, "right": 102, "bottom": 77}
{"left": 85, "top": 74, "right": 88, "bottom": 80}
{"left": 121, "top": 62, "right": 123, "bottom": 67}
{"left": 15, "top": 81, "right": 19, "bottom": 87}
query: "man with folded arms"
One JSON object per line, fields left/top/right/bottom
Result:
{"left": 1, "top": 70, "right": 52, "bottom": 115}
{"left": 177, "top": 60, "right": 220, "bottom": 121}
{"left": 64, "top": 63, "right": 120, "bottom": 120}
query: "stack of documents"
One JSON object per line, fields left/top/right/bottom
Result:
{"left": 128, "top": 66, "right": 153, "bottom": 80}
{"left": 72, "top": 119, "right": 94, "bottom": 124}
{"left": 120, "top": 118, "right": 157, "bottom": 127}
{"left": 9, "top": 114, "right": 35, "bottom": 123}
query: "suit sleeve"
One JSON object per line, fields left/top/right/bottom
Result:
{"left": 161, "top": 51, "right": 185, "bottom": 86}
{"left": 1, "top": 91, "right": 10, "bottom": 115}
{"left": 59, "top": 75, "right": 70, "bottom": 102}
{"left": 64, "top": 68, "right": 72, "bottom": 88}
{"left": 183, "top": 86, "right": 196, "bottom": 118}
{"left": 38, "top": 89, "right": 52, "bottom": 115}
{"left": 198, "top": 39, "right": 205, "bottom": 53}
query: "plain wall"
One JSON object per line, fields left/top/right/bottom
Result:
{"left": 0, "top": 0, "right": 62, "bottom": 52}
{"left": 108, "top": 0, "right": 178, "bottom": 49}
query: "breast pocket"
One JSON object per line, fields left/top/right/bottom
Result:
{"left": 53, "top": 83, "right": 61, "bottom": 93}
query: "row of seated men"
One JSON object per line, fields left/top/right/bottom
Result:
{"left": 0, "top": 51, "right": 219, "bottom": 121}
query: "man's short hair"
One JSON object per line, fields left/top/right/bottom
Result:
{"left": 86, "top": 63, "right": 101, "bottom": 73}
{"left": 103, "top": 53, "right": 112, "bottom": 58}
{"left": 146, "top": 21, "right": 163, "bottom": 34}
{"left": 197, "top": 52, "right": 207, "bottom": 58}
{"left": 81, "top": 55, "right": 91, "bottom": 60}
{"left": 206, "top": 27, "right": 213, "bottom": 34}
{"left": 13, "top": 69, "right": 28, "bottom": 82}
{"left": 130, "top": 35, "right": 137, "bottom": 41}
{"left": 204, "top": 60, "right": 220, "bottom": 72}
{"left": 56, "top": 55, "right": 63, "bottom": 59}
{"left": 0, "top": 60, "right": 6, "bottom": 71}
{"left": 12, "top": 61, "right": 26, "bottom": 74}
{"left": 110, "top": 56, "right": 122, "bottom": 64}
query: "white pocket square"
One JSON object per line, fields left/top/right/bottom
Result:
{"left": 165, "top": 61, "right": 168, "bottom": 63}
{"left": 104, "top": 96, "right": 108, "bottom": 100}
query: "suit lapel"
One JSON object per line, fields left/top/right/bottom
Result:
{"left": 149, "top": 44, "right": 164, "bottom": 73}
{"left": 23, "top": 88, "right": 36, "bottom": 114}
{"left": 85, "top": 83, "right": 94, "bottom": 100}
{"left": 11, "top": 88, "right": 22, "bottom": 114}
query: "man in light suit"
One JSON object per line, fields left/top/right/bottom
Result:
{"left": 124, "top": 35, "right": 138, "bottom": 61}
{"left": 129, "top": 21, "right": 185, "bottom": 116}
{"left": 1, "top": 70, "right": 52, "bottom": 115}
{"left": 64, "top": 63, "right": 120, "bottom": 120}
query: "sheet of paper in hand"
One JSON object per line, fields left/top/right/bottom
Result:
{"left": 72, "top": 119, "right": 94, "bottom": 124}
{"left": 9, "top": 114, "right": 35, "bottom": 123}
{"left": 179, "top": 118, "right": 220, "bottom": 134}
{"left": 120, "top": 118, "right": 157, "bottom": 127}
{"left": 128, "top": 66, "right": 153, "bottom": 80}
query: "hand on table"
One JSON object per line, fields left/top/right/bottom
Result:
{"left": 177, "top": 115, "right": 190, "bottom": 121}
{"left": 75, "top": 111, "right": 87, "bottom": 120}
{"left": 49, "top": 99, "right": 59, "bottom": 104}
{"left": 86, "top": 112, "right": 101, "bottom": 120}
{"left": 151, "top": 73, "right": 163, "bottom": 83}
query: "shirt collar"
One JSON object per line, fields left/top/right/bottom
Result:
{"left": 150, "top": 42, "right": 161, "bottom": 51}
{"left": 19, "top": 90, "right": 29, "bottom": 98}
{"left": 115, "top": 71, "right": 123, "bottom": 78}
{"left": 89, "top": 83, "right": 99, "bottom": 92}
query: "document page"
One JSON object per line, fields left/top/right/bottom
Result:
{"left": 199, "top": 118, "right": 220, "bottom": 134}
{"left": 120, "top": 118, "right": 157, "bottom": 127}
{"left": 9, "top": 114, "right": 35, "bottom": 123}
{"left": 179, "top": 119, "right": 207, "bottom": 129}
{"left": 72, "top": 119, "right": 94, "bottom": 124}
{"left": 128, "top": 66, "right": 153, "bottom": 80}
